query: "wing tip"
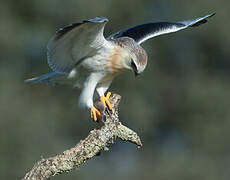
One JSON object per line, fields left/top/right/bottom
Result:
{"left": 183, "top": 12, "right": 216, "bottom": 27}
{"left": 201, "top": 12, "right": 216, "bottom": 21}
{"left": 207, "top": 12, "right": 216, "bottom": 18}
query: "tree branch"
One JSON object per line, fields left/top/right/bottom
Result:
{"left": 22, "top": 94, "right": 142, "bottom": 180}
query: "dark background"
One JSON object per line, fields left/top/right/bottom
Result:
{"left": 0, "top": 0, "right": 229, "bottom": 179}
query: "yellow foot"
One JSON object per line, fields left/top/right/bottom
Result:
{"left": 100, "top": 92, "right": 112, "bottom": 110}
{"left": 90, "top": 106, "right": 101, "bottom": 121}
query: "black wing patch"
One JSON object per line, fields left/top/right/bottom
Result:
{"left": 109, "top": 22, "right": 184, "bottom": 43}
{"left": 108, "top": 13, "right": 215, "bottom": 44}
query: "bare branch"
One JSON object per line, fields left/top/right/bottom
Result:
{"left": 22, "top": 94, "right": 142, "bottom": 180}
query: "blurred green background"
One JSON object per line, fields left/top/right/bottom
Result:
{"left": 0, "top": 0, "right": 229, "bottom": 179}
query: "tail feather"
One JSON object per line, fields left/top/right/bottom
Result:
{"left": 25, "top": 71, "right": 68, "bottom": 86}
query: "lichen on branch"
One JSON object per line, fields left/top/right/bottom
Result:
{"left": 23, "top": 94, "right": 142, "bottom": 180}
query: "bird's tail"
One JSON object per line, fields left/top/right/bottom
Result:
{"left": 25, "top": 71, "right": 69, "bottom": 86}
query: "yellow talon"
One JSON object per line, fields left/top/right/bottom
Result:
{"left": 90, "top": 106, "right": 101, "bottom": 121}
{"left": 100, "top": 92, "right": 112, "bottom": 110}
{"left": 106, "top": 91, "right": 111, "bottom": 99}
{"left": 100, "top": 96, "right": 107, "bottom": 108}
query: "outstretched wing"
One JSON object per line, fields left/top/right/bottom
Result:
{"left": 108, "top": 13, "right": 215, "bottom": 44}
{"left": 47, "top": 17, "right": 109, "bottom": 73}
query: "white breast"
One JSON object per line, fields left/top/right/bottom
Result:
{"left": 80, "top": 42, "right": 114, "bottom": 72}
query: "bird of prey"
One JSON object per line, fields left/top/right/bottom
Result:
{"left": 25, "top": 13, "right": 215, "bottom": 121}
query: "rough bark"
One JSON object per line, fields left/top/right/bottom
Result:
{"left": 22, "top": 94, "right": 142, "bottom": 180}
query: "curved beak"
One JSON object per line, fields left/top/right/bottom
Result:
{"left": 131, "top": 59, "right": 140, "bottom": 77}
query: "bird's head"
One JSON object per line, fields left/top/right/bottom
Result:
{"left": 127, "top": 39, "right": 148, "bottom": 76}
{"left": 113, "top": 37, "right": 148, "bottom": 76}
{"left": 129, "top": 50, "right": 147, "bottom": 76}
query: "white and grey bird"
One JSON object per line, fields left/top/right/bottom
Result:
{"left": 25, "top": 13, "right": 215, "bottom": 121}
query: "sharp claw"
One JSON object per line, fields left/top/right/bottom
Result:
{"left": 95, "top": 108, "right": 101, "bottom": 116}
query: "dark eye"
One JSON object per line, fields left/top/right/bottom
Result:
{"left": 131, "top": 59, "right": 137, "bottom": 72}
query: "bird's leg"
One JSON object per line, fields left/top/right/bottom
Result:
{"left": 78, "top": 73, "right": 106, "bottom": 122}
{"left": 100, "top": 92, "right": 112, "bottom": 110}
{"left": 96, "top": 80, "right": 113, "bottom": 110}
{"left": 90, "top": 106, "right": 101, "bottom": 121}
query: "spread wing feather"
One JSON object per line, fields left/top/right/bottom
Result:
{"left": 108, "top": 13, "right": 215, "bottom": 44}
{"left": 47, "top": 17, "right": 109, "bottom": 73}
